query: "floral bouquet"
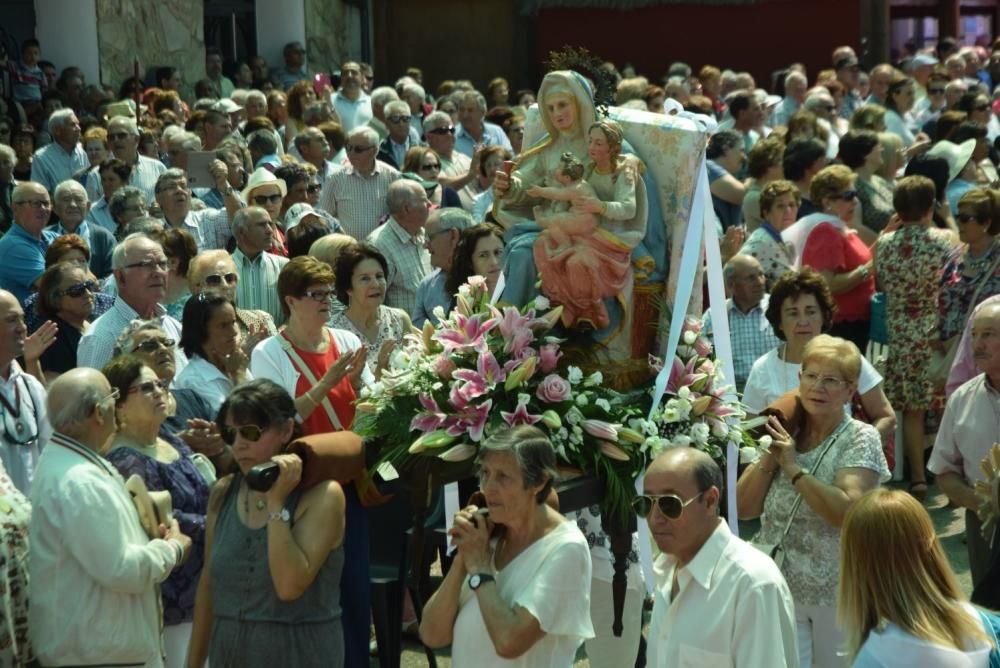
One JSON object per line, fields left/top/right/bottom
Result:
{"left": 353, "top": 276, "right": 650, "bottom": 524}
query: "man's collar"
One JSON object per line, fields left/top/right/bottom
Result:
{"left": 729, "top": 294, "right": 767, "bottom": 315}
{"left": 667, "top": 519, "right": 729, "bottom": 592}
{"left": 387, "top": 217, "right": 424, "bottom": 244}
{"left": 114, "top": 295, "right": 165, "bottom": 320}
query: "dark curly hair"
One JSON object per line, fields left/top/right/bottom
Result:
{"left": 333, "top": 242, "right": 389, "bottom": 306}
{"left": 179, "top": 291, "right": 235, "bottom": 359}
{"left": 765, "top": 267, "right": 837, "bottom": 340}
{"left": 445, "top": 223, "right": 505, "bottom": 299}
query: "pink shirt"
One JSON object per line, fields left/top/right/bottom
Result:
{"left": 928, "top": 374, "right": 1000, "bottom": 484}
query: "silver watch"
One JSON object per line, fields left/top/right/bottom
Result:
{"left": 268, "top": 508, "right": 290, "bottom": 524}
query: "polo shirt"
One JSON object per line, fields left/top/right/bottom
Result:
{"left": 928, "top": 374, "right": 1000, "bottom": 484}
{"left": 0, "top": 224, "right": 48, "bottom": 304}
{"left": 30, "top": 142, "right": 88, "bottom": 195}
{"left": 318, "top": 162, "right": 401, "bottom": 240}
{"left": 232, "top": 247, "right": 289, "bottom": 325}
{"left": 367, "top": 217, "right": 431, "bottom": 316}
{"left": 77, "top": 296, "right": 186, "bottom": 372}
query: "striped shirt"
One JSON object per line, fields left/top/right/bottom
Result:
{"left": 702, "top": 296, "right": 780, "bottom": 389}
{"left": 84, "top": 154, "right": 167, "bottom": 203}
{"left": 163, "top": 208, "right": 232, "bottom": 251}
{"left": 318, "top": 162, "right": 401, "bottom": 240}
{"left": 232, "top": 247, "right": 289, "bottom": 325}
{"left": 367, "top": 217, "right": 431, "bottom": 317}
{"left": 30, "top": 142, "right": 89, "bottom": 195}
{"left": 77, "top": 296, "right": 187, "bottom": 372}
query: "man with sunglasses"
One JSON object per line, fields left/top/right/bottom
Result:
{"left": 423, "top": 111, "right": 476, "bottom": 192}
{"left": 83, "top": 116, "right": 166, "bottom": 204}
{"left": 189, "top": 248, "right": 277, "bottom": 342}
{"left": 640, "top": 447, "right": 797, "bottom": 667}
{"left": 376, "top": 100, "right": 419, "bottom": 170}
{"left": 30, "top": 368, "right": 192, "bottom": 668}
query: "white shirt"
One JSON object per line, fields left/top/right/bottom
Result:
{"left": 78, "top": 296, "right": 187, "bottom": 372}
{"left": 0, "top": 361, "right": 51, "bottom": 494}
{"left": 330, "top": 90, "right": 373, "bottom": 133}
{"left": 29, "top": 432, "right": 179, "bottom": 667}
{"left": 646, "top": 520, "right": 799, "bottom": 668}
{"left": 173, "top": 355, "right": 248, "bottom": 416}
{"left": 853, "top": 603, "right": 990, "bottom": 667}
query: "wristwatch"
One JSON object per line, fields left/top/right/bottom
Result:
{"left": 268, "top": 508, "right": 290, "bottom": 524}
{"left": 469, "top": 573, "right": 495, "bottom": 590}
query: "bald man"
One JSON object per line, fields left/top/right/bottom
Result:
{"left": 642, "top": 447, "right": 797, "bottom": 667}
{"left": 929, "top": 302, "right": 1000, "bottom": 588}
{"left": 30, "top": 368, "right": 191, "bottom": 667}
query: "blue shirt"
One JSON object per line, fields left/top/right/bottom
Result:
{"left": 85, "top": 198, "right": 117, "bottom": 237}
{"left": 947, "top": 178, "right": 977, "bottom": 216}
{"left": 30, "top": 142, "right": 89, "bottom": 195}
{"left": 0, "top": 224, "right": 49, "bottom": 304}
{"left": 43, "top": 220, "right": 116, "bottom": 279}
{"left": 413, "top": 268, "right": 451, "bottom": 329}
{"left": 454, "top": 121, "right": 512, "bottom": 158}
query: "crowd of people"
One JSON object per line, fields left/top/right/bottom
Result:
{"left": 0, "top": 26, "right": 997, "bottom": 668}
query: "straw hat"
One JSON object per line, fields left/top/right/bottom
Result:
{"left": 927, "top": 139, "right": 977, "bottom": 183}
{"left": 125, "top": 475, "right": 174, "bottom": 539}
{"left": 241, "top": 167, "right": 288, "bottom": 203}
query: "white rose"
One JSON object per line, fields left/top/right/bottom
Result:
{"left": 683, "top": 330, "right": 697, "bottom": 345}
{"left": 739, "top": 447, "right": 760, "bottom": 464}
{"left": 691, "top": 423, "right": 710, "bottom": 445}
{"left": 576, "top": 393, "right": 589, "bottom": 406}
{"left": 758, "top": 435, "right": 773, "bottom": 449}
{"left": 711, "top": 420, "right": 729, "bottom": 438}
{"left": 595, "top": 398, "right": 611, "bottom": 412}
{"left": 534, "top": 295, "right": 551, "bottom": 310}
{"left": 677, "top": 386, "right": 691, "bottom": 400}
{"left": 567, "top": 366, "right": 583, "bottom": 384}
{"left": 673, "top": 435, "right": 692, "bottom": 447}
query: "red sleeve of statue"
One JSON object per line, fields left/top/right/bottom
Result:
{"left": 801, "top": 223, "right": 846, "bottom": 272}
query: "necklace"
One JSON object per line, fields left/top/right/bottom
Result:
{"left": 242, "top": 482, "right": 266, "bottom": 515}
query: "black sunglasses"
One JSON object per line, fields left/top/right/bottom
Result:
{"left": 131, "top": 337, "right": 175, "bottom": 353}
{"left": 253, "top": 193, "right": 283, "bottom": 205}
{"left": 631, "top": 491, "right": 705, "bottom": 519}
{"left": 347, "top": 144, "right": 374, "bottom": 154}
{"left": 60, "top": 279, "right": 100, "bottom": 298}
{"left": 220, "top": 424, "right": 264, "bottom": 445}
{"left": 307, "top": 183, "right": 322, "bottom": 193}
{"left": 203, "top": 272, "right": 238, "bottom": 286}
{"left": 958, "top": 213, "right": 985, "bottom": 224}
{"left": 128, "top": 378, "right": 170, "bottom": 397}
{"left": 838, "top": 190, "right": 858, "bottom": 202}
{"left": 427, "top": 126, "right": 455, "bottom": 136}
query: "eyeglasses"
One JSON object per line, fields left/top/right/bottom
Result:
{"left": 220, "top": 424, "right": 263, "bottom": 445}
{"left": 387, "top": 114, "right": 412, "bottom": 124}
{"left": 346, "top": 144, "right": 374, "bottom": 154}
{"left": 419, "top": 163, "right": 441, "bottom": 172}
{"left": 127, "top": 378, "right": 170, "bottom": 397}
{"left": 108, "top": 131, "right": 132, "bottom": 141}
{"left": 800, "top": 370, "right": 848, "bottom": 390}
{"left": 252, "top": 193, "right": 283, "bottom": 205}
{"left": 124, "top": 259, "right": 169, "bottom": 271}
{"left": 58, "top": 279, "right": 99, "bottom": 298}
{"left": 13, "top": 200, "right": 51, "bottom": 209}
{"left": 427, "top": 126, "right": 455, "bottom": 136}
{"left": 974, "top": 104, "right": 991, "bottom": 112}
{"left": 929, "top": 88, "right": 946, "bottom": 95}
{"left": 631, "top": 491, "right": 705, "bottom": 519}
{"left": 307, "top": 183, "right": 322, "bottom": 194}
{"left": 302, "top": 288, "right": 335, "bottom": 302}
{"left": 131, "top": 337, "right": 175, "bottom": 353}
{"left": 98, "top": 387, "right": 120, "bottom": 411}
{"left": 56, "top": 195, "right": 87, "bottom": 206}
{"left": 957, "top": 213, "right": 985, "bottom": 224}
{"left": 203, "top": 272, "right": 239, "bottom": 287}
{"left": 837, "top": 190, "right": 858, "bottom": 202}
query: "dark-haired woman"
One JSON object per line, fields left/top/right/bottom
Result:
{"left": 188, "top": 379, "right": 346, "bottom": 667}
{"left": 446, "top": 223, "right": 505, "bottom": 303}
{"left": 841, "top": 130, "right": 895, "bottom": 233}
{"left": 175, "top": 292, "right": 251, "bottom": 415}
{"left": 33, "top": 262, "right": 96, "bottom": 377}
{"left": 327, "top": 243, "right": 416, "bottom": 378}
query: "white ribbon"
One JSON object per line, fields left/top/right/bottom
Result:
{"left": 444, "top": 481, "right": 461, "bottom": 553}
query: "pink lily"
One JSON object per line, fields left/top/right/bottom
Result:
{"left": 409, "top": 393, "right": 447, "bottom": 433}
{"left": 667, "top": 356, "right": 707, "bottom": 394}
{"left": 582, "top": 419, "right": 620, "bottom": 441}
{"left": 501, "top": 394, "right": 543, "bottom": 427}
{"left": 493, "top": 306, "right": 535, "bottom": 355}
{"left": 445, "top": 399, "right": 493, "bottom": 442}
{"left": 598, "top": 439, "right": 631, "bottom": 462}
{"left": 477, "top": 350, "right": 506, "bottom": 386}
{"left": 450, "top": 368, "right": 490, "bottom": 407}
{"left": 433, "top": 312, "right": 497, "bottom": 354}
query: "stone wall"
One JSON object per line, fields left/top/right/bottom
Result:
{"left": 95, "top": 0, "right": 205, "bottom": 99}
{"left": 304, "top": 0, "right": 350, "bottom": 74}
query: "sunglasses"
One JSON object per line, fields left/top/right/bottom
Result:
{"left": 253, "top": 193, "right": 283, "bottom": 205}
{"left": 128, "top": 378, "right": 170, "bottom": 397}
{"left": 347, "top": 144, "right": 374, "bottom": 154}
{"left": 59, "top": 279, "right": 100, "bottom": 298}
{"left": 957, "top": 213, "right": 985, "bottom": 224}
{"left": 837, "top": 190, "right": 858, "bottom": 202}
{"left": 220, "top": 424, "right": 264, "bottom": 445}
{"left": 203, "top": 272, "right": 238, "bottom": 287}
{"left": 387, "top": 114, "right": 412, "bottom": 124}
{"left": 131, "top": 337, "right": 175, "bottom": 353}
{"left": 631, "top": 491, "right": 705, "bottom": 519}
{"left": 427, "top": 126, "right": 455, "bottom": 136}
{"left": 307, "top": 183, "right": 322, "bottom": 194}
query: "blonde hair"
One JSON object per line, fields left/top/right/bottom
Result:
{"left": 876, "top": 132, "right": 903, "bottom": 181}
{"left": 838, "top": 489, "right": 992, "bottom": 662}
{"left": 801, "top": 334, "right": 861, "bottom": 383}
{"left": 308, "top": 233, "right": 357, "bottom": 270}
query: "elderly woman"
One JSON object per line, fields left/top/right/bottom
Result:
{"left": 103, "top": 182, "right": 145, "bottom": 240}
{"left": 25, "top": 234, "right": 114, "bottom": 333}
{"left": 328, "top": 244, "right": 417, "bottom": 378}
{"left": 737, "top": 335, "right": 890, "bottom": 668}
{"left": 102, "top": 355, "right": 210, "bottom": 668}
{"left": 284, "top": 81, "right": 316, "bottom": 146}
{"left": 80, "top": 127, "right": 109, "bottom": 182}
{"left": 403, "top": 146, "right": 461, "bottom": 208}
{"left": 0, "top": 143, "right": 17, "bottom": 233}
{"left": 783, "top": 164, "right": 876, "bottom": 352}
{"left": 947, "top": 120, "right": 996, "bottom": 186}
{"left": 420, "top": 425, "right": 594, "bottom": 664}
{"left": 175, "top": 292, "right": 251, "bottom": 415}
{"left": 739, "top": 179, "right": 799, "bottom": 288}
{"left": 839, "top": 490, "right": 993, "bottom": 665}
{"left": 462, "top": 145, "right": 510, "bottom": 218}
{"left": 743, "top": 268, "right": 895, "bottom": 439}
{"left": 446, "top": 224, "right": 506, "bottom": 306}
{"left": 875, "top": 176, "right": 956, "bottom": 500}
{"left": 849, "top": 104, "right": 887, "bottom": 133}
{"left": 841, "top": 130, "right": 895, "bottom": 234}
{"left": 706, "top": 129, "right": 747, "bottom": 231}
{"left": 33, "top": 262, "right": 97, "bottom": 378}
{"left": 741, "top": 136, "right": 785, "bottom": 233}
{"left": 250, "top": 255, "right": 372, "bottom": 668}
{"left": 929, "top": 138, "right": 979, "bottom": 216}
{"left": 187, "top": 379, "right": 346, "bottom": 667}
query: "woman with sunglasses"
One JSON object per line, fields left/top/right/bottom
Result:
{"left": 250, "top": 255, "right": 372, "bottom": 668}
{"left": 33, "top": 262, "right": 99, "bottom": 378}
{"left": 102, "top": 354, "right": 211, "bottom": 668}
{"left": 737, "top": 335, "right": 890, "bottom": 668}
{"left": 188, "top": 379, "right": 346, "bottom": 667}
{"left": 783, "top": 164, "right": 877, "bottom": 352}
{"left": 175, "top": 292, "right": 251, "bottom": 415}
{"left": 403, "top": 146, "right": 461, "bottom": 208}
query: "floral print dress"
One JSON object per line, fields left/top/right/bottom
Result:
{"left": 939, "top": 240, "right": 1000, "bottom": 341}
{"left": 328, "top": 305, "right": 408, "bottom": 376}
{"left": 0, "top": 464, "right": 31, "bottom": 666}
{"left": 875, "top": 224, "right": 954, "bottom": 409}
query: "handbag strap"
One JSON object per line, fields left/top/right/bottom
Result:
{"left": 772, "top": 418, "right": 853, "bottom": 548}
{"left": 277, "top": 331, "right": 344, "bottom": 431}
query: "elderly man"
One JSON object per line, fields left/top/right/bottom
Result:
{"left": 368, "top": 85, "right": 419, "bottom": 143}
{"left": 424, "top": 111, "right": 475, "bottom": 191}
{"left": 929, "top": 302, "right": 1000, "bottom": 589}
{"left": 78, "top": 234, "right": 186, "bottom": 371}
{"left": 414, "top": 208, "right": 473, "bottom": 327}
{"left": 294, "top": 127, "right": 338, "bottom": 186}
{"left": 272, "top": 41, "right": 310, "bottom": 91}
{"left": 154, "top": 166, "right": 239, "bottom": 250}
{"left": 164, "top": 131, "right": 203, "bottom": 172}
{"left": 85, "top": 116, "right": 166, "bottom": 202}
{"left": 202, "top": 110, "right": 233, "bottom": 153}
{"left": 106, "top": 186, "right": 149, "bottom": 241}
{"left": 642, "top": 447, "right": 797, "bottom": 667}
{"left": 331, "top": 61, "right": 373, "bottom": 133}
{"left": 194, "top": 145, "right": 247, "bottom": 210}
{"left": 772, "top": 71, "right": 807, "bottom": 127}
{"left": 247, "top": 129, "right": 282, "bottom": 172}
{"left": 702, "top": 255, "right": 779, "bottom": 391}
{"left": 0, "top": 182, "right": 51, "bottom": 303}
{"left": 866, "top": 63, "right": 896, "bottom": 106}
{"left": 231, "top": 206, "right": 289, "bottom": 325}
{"left": 835, "top": 54, "right": 863, "bottom": 120}
{"left": 30, "top": 109, "right": 87, "bottom": 193}
{"left": 724, "top": 90, "right": 764, "bottom": 164}
{"left": 368, "top": 180, "right": 432, "bottom": 315}
{"left": 454, "top": 90, "right": 512, "bottom": 158}
{"left": 45, "top": 180, "right": 116, "bottom": 278}
{"left": 318, "top": 125, "right": 401, "bottom": 240}
{"left": 189, "top": 248, "right": 276, "bottom": 341}
{"left": 0, "top": 289, "right": 51, "bottom": 493}
{"left": 30, "top": 368, "right": 192, "bottom": 668}
{"left": 377, "top": 100, "right": 419, "bottom": 169}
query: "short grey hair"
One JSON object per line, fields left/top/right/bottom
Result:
{"left": 423, "top": 110, "right": 451, "bottom": 132}
{"left": 386, "top": 180, "right": 421, "bottom": 216}
{"left": 428, "top": 208, "right": 474, "bottom": 234}
{"left": 53, "top": 179, "right": 87, "bottom": 203}
{"left": 246, "top": 90, "right": 266, "bottom": 106}
{"left": 112, "top": 319, "right": 166, "bottom": 357}
{"left": 169, "top": 131, "right": 203, "bottom": 151}
{"left": 348, "top": 125, "right": 378, "bottom": 147}
{"left": 48, "top": 108, "right": 77, "bottom": 131}
{"left": 785, "top": 70, "right": 808, "bottom": 88}
{"left": 475, "top": 425, "right": 558, "bottom": 504}
{"left": 111, "top": 233, "right": 163, "bottom": 271}
{"left": 384, "top": 100, "right": 410, "bottom": 117}
{"left": 121, "top": 216, "right": 165, "bottom": 238}
{"left": 155, "top": 168, "right": 187, "bottom": 194}
{"left": 108, "top": 116, "right": 139, "bottom": 136}
{"left": 302, "top": 101, "right": 330, "bottom": 125}
{"left": 370, "top": 86, "right": 399, "bottom": 110}
{"left": 457, "top": 90, "right": 487, "bottom": 114}
{"left": 231, "top": 205, "right": 269, "bottom": 234}
{"left": 48, "top": 384, "right": 108, "bottom": 433}
{"left": 109, "top": 186, "right": 145, "bottom": 221}
{"left": 401, "top": 82, "right": 425, "bottom": 100}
